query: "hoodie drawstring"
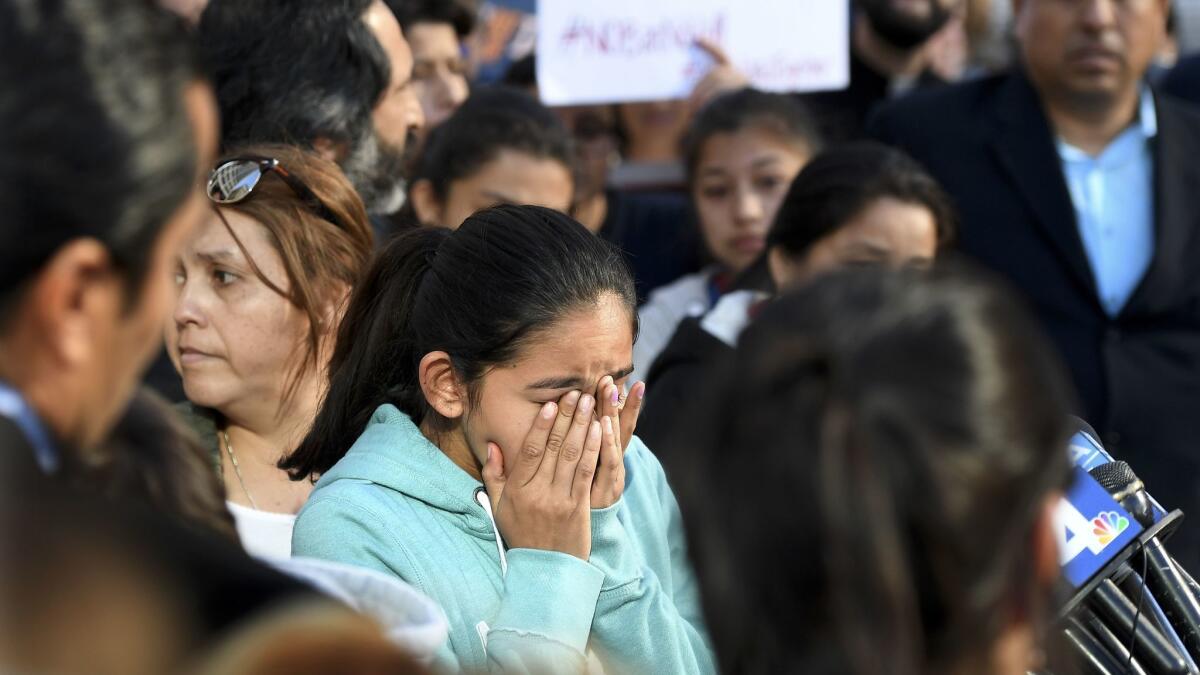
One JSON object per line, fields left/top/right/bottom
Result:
{"left": 474, "top": 488, "right": 508, "bottom": 576}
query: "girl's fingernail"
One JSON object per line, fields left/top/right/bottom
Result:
{"left": 636, "top": 383, "right": 646, "bottom": 399}
{"left": 579, "top": 394, "right": 594, "bottom": 413}
{"left": 610, "top": 386, "right": 620, "bottom": 405}
{"left": 542, "top": 402, "right": 557, "bottom": 419}
{"left": 487, "top": 443, "right": 494, "bottom": 461}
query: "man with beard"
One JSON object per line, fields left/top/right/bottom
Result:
{"left": 198, "top": 0, "right": 425, "bottom": 233}
{"left": 800, "top": 0, "right": 961, "bottom": 142}
{"left": 870, "top": 0, "right": 1200, "bottom": 570}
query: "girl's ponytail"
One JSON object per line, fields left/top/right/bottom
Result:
{"left": 282, "top": 227, "right": 449, "bottom": 479}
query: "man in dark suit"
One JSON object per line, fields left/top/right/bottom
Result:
{"left": 1162, "top": 52, "right": 1200, "bottom": 105}
{"left": 869, "top": 0, "right": 1200, "bottom": 565}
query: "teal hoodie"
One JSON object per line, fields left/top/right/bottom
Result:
{"left": 292, "top": 404, "right": 714, "bottom": 674}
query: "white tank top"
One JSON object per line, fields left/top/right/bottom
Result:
{"left": 226, "top": 500, "right": 296, "bottom": 559}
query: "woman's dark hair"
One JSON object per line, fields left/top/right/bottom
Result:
{"left": 680, "top": 88, "right": 823, "bottom": 187}
{"left": 732, "top": 141, "right": 957, "bottom": 293}
{"left": 283, "top": 205, "right": 637, "bottom": 478}
{"left": 677, "top": 267, "right": 1075, "bottom": 674}
{"left": 198, "top": 0, "right": 390, "bottom": 153}
{"left": 407, "top": 87, "right": 572, "bottom": 207}
{"left": 501, "top": 53, "right": 538, "bottom": 92}
{"left": 0, "top": 0, "right": 199, "bottom": 325}
{"left": 76, "top": 389, "right": 238, "bottom": 542}
{"left": 768, "top": 141, "right": 956, "bottom": 259}
{"left": 386, "top": 0, "right": 477, "bottom": 37}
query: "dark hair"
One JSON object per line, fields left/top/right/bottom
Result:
{"left": 680, "top": 88, "right": 823, "bottom": 186}
{"left": 678, "top": 267, "right": 1075, "bottom": 674}
{"left": 284, "top": 205, "right": 637, "bottom": 478}
{"left": 409, "top": 87, "right": 572, "bottom": 206}
{"left": 0, "top": 0, "right": 200, "bottom": 325}
{"left": 501, "top": 53, "right": 538, "bottom": 91}
{"left": 76, "top": 390, "right": 238, "bottom": 542}
{"left": 768, "top": 141, "right": 956, "bottom": 258}
{"left": 209, "top": 144, "right": 375, "bottom": 410}
{"left": 198, "top": 0, "right": 389, "bottom": 153}
{"left": 386, "top": 0, "right": 477, "bottom": 37}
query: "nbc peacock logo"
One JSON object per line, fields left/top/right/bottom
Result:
{"left": 1092, "top": 511, "right": 1131, "bottom": 547}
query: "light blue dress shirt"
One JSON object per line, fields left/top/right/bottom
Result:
{"left": 1056, "top": 88, "right": 1157, "bottom": 317}
{"left": 0, "top": 380, "right": 59, "bottom": 473}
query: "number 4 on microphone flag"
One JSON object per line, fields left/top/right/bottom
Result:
{"left": 1056, "top": 467, "right": 1145, "bottom": 588}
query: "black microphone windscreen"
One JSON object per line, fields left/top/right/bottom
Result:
{"left": 1090, "top": 460, "right": 1139, "bottom": 495}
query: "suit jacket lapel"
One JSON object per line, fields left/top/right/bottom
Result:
{"left": 987, "top": 71, "right": 1098, "bottom": 299}
{"left": 1123, "top": 94, "right": 1200, "bottom": 318}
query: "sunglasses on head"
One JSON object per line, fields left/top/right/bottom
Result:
{"left": 206, "top": 156, "right": 351, "bottom": 231}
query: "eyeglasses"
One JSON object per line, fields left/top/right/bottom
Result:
{"left": 206, "top": 156, "right": 351, "bottom": 231}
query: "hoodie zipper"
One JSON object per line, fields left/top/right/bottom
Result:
{"left": 474, "top": 487, "right": 508, "bottom": 576}
{"left": 473, "top": 488, "right": 602, "bottom": 671}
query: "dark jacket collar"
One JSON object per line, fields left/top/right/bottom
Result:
{"left": 1128, "top": 92, "right": 1200, "bottom": 318}
{"left": 0, "top": 414, "right": 46, "bottom": 480}
{"left": 987, "top": 69, "right": 1097, "bottom": 301}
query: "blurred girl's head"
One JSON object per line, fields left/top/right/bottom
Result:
{"left": 616, "top": 99, "right": 691, "bottom": 164}
{"left": 682, "top": 89, "right": 822, "bottom": 275}
{"left": 284, "top": 205, "right": 638, "bottom": 480}
{"left": 168, "top": 143, "right": 374, "bottom": 420}
{"left": 408, "top": 87, "right": 574, "bottom": 230}
{"left": 766, "top": 142, "right": 956, "bottom": 289}
{"left": 681, "top": 267, "right": 1074, "bottom": 675}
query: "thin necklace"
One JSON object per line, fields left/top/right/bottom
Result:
{"left": 222, "top": 429, "right": 260, "bottom": 510}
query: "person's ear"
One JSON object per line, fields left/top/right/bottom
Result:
{"left": 768, "top": 245, "right": 812, "bottom": 291}
{"left": 1011, "top": 0, "right": 1028, "bottom": 36}
{"left": 408, "top": 179, "right": 443, "bottom": 226}
{"left": 1031, "top": 492, "right": 1063, "bottom": 588}
{"left": 418, "top": 351, "right": 466, "bottom": 419}
{"left": 318, "top": 282, "right": 351, "bottom": 336}
{"left": 29, "top": 238, "right": 121, "bottom": 369}
{"left": 311, "top": 137, "right": 345, "bottom": 163}
{"left": 767, "top": 246, "right": 790, "bottom": 289}
{"left": 314, "top": 281, "right": 351, "bottom": 363}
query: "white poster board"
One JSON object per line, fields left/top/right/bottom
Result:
{"left": 536, "top": 0, "right": 849, "bottom": 106}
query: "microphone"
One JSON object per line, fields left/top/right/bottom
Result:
{"left": 1087, "top": 577, "right": 1191, "bottom": 674}
{"left": 1064, "top": 614, "right": 1138, "bottom": 675}
{"left": 1090, "top": 461, "right": 1200, "bottom": 664}
{"left": 1053, "top": 420, "right": 1198, "bottom": 673}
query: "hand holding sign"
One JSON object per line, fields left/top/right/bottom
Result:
{"left": 687, "top": 38, "right": 749, "bottom": 113}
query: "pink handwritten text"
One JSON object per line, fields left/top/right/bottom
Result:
{"left": 558, "top": 13, "right": 726, "bottom": 57}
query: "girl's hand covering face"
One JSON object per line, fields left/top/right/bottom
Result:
{"left": 591, "top": 376, "right": 646, "bottom": 508}
{"left": 481, "top": 390, "right": 602, "bottom": 560}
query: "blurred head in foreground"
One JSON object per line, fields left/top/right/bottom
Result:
{"left": 680, "top": 267, "right": 1075, "bottom": 675}
{"left": 0, "top": 0, "right": 215, "bottom": 458}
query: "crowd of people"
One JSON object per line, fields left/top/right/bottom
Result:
{"left": 1, "top": 0, "right": 1197, "bottom": 673}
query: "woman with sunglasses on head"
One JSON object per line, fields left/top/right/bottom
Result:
{"left": 285, "top": 205, "right": 714, "bottom": 674}
{"left": 168, "top": 144, "right": 374, "bottom": 559}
